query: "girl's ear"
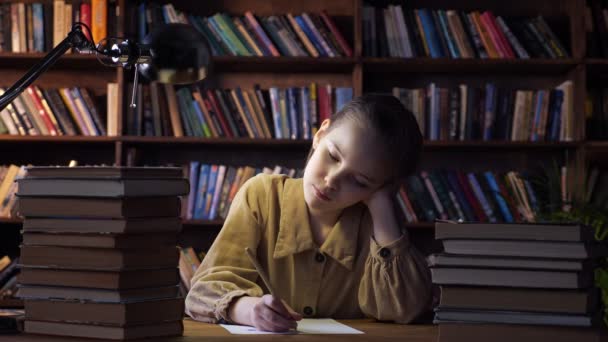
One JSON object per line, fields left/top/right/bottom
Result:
{"left": 312, "top": 119, "right": 331, "bottom": 149}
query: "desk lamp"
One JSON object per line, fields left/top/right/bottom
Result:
{"left": 0, "top": 22, "right": 212, "bottom": 111}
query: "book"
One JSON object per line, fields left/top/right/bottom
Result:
{"left": 435, "top": 222, "right": 594, "bottom": 242}
{"left": 434, "top": 308, "right": 599, "bottom": 327}
{"left": 18, "top": 196, "right": 181, "bottom": 218}
{"left": 438, "top": 322, "right": 604, "bottom": 342}
{"left": 22, "top": 217, "right": 182, "bottom": 234}
{"left": 25, "top": 298, "right": 184, "bottom": 325}
{"left": 19, "top": 267, "right": 179, "bottom": 289}
{"left": 441, "top": 239, "right": 607, "bottom": 259}
{"left": 24, "top": 166, "right": 184, "bottom": 179}
{"left": 17, "top": 178, "right": 190, "bottom": 197}
{"left": 24, "top": 320, "right": 183, "bottom": 340}
{"left": 431, "top": 267, "right": 593, "bottom": 289}
{"left": 20, "top": 245, "right": 179, "bottom": 270}
{"left": 17, "top": 285, "right": 180, "bottom": 303}
{"left": 428, "top": 253, "right": 591, "bottom": 271}
{"left": 22, "top": 232, "right": 178, "bottom": 249}
{"left": 438, "top": 286, "right": 599, "bottom": 315}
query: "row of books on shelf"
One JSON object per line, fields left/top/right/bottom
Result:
{"left": 183, "top": 162, "right": 303, "bottom": 221}
{"left": 0, "top": 85, "right": 106, "bottom": 137}
{"left": 395, "top": 80, "right": 574, "bottom": 142}
{"left": 0, "top": 0, "right": 117, "bottom": 53}
{"left": 0, "top": 163, "right": 575, "bottom": 225}
{"left": 126, "top": 83, "right": 352, "bottom": 139}
{"left": 362, "top": 4, "right": 569, "bottom": 59}
{"left": 135, "top": 3, "right": 352, "bottom": 58}
{"left": 398, "top": 169, "right": 543, "bottom": 224}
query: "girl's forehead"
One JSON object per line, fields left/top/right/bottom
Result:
{"left": 325, "top": 124, "right": 392, "bottom": 182}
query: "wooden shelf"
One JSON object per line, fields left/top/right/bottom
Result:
{"left": 0, "top": 52, "right": 107, "bottom": 69}
{"left": 363, "top": 58, "right": 580, "bottom": 74}
{"left": 423, "top": 141, "right": 581, "bottom": 150}
{"left": 0, "top": 136, "right": 117, "bottom": 144}
{"left": 585, "top": 141, "right": 608, "bottom": 151}
{"left": 212, "top": 56, "right": 357, "bottom": 73}
{"left": 120, "top": 136, "right": 313, "bottom": 147}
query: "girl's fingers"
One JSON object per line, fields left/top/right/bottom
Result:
{"left": 283, "top": 301, "right": 303, "bottom": 321}
{"left": 253, "top": 306, "right": 296, "bottom": 332}
{"left": 262, "top": 294, "right": 293, "bottom": 320}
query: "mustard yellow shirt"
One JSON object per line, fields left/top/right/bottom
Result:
{"left": 185, "top": 174, "right": 432, "bottom": 324}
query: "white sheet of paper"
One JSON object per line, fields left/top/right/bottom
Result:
{"left": 220, "top": 318, "right": 364, "bottom": 335}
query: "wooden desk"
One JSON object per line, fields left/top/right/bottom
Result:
{"left": 0, "top": 319, "right": 437, "bottom": 341}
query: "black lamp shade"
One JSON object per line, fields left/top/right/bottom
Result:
{"left": 139, "top": 24, "right": 212, "bottom": 84}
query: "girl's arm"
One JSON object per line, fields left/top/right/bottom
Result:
{"left": 185, "top": 174, "right": 301, "bottom": 332}
{"left": 358, "top": 185, "right": 432, "bottom": 323}
{"left": 185, "top": 176, "right": 266, "bottom": 323}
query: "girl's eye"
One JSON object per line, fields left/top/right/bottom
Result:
{"left": 328, "top": 151, "right": 339, "bottom": 162}
{"left": 353, "top": 178, "right": 368, "bottom": 188}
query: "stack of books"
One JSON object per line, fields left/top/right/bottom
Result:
{"left": 431, "top": 221, "right": 606, "bottom": 342}
{"left": 15, "top": 166, "right": 189, "bottom": 340}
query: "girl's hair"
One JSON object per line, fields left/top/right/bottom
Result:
{"left": 324, "top": 93, "right": 423, "bottom": 180}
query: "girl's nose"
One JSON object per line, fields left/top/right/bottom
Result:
{"left": 324, "top": 168, "right": 340, "bottom": 191}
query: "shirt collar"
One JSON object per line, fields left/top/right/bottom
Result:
{"left": 273, "top": 178, "right": 365, "bottom": 270}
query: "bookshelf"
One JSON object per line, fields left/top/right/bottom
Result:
{"left": 0, "top": 0, "right": 602, "bottom": 278}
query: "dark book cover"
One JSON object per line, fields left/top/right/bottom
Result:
{"left": 19, "top": 267, "right": 179, "bottom": 289}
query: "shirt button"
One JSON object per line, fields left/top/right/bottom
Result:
{"left": 379, "top": 248, "right": 391, "bottom": 258}
{"left": 303, "top": 306, "right": 314, "bottom": 316}
{"left": 315, "top": 252, "right": 325, "bottom": 263}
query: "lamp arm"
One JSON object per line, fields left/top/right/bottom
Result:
{"left": 0, "top": 25, "right": 93, "bottom": 111}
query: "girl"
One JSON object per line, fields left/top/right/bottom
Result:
{"left": 185, "top": 94, "right": 431, "bottom": 332}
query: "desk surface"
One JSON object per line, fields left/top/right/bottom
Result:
{"left": 0, "top": 319, "right": 437, "bottom": 341}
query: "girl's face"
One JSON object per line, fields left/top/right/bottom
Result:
{"left": 303, "top": 119, "right": 392, "bottom": 215}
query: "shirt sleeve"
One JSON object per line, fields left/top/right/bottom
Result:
{"left": 184, "top": 175, "right": 267, "bottom": 323}
{"left": 357, "top": 229, "right": 432, "bottom": 323}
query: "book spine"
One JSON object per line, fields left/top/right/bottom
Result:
{"left": 244, "top": 11, "right": 280, "bottom": 57}
{"left": 91, "top": 0, "right": 107, "bottom": 44}
{"left": 496, "top": 16, "right": 529, "bottom": 59}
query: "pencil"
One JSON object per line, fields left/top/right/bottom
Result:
{"left": 245, "top": 247, "right": 298, "bottom": 329}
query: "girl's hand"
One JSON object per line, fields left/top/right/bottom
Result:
{"left": 250, "top": 294, "right": 302, "bottom": 332}
{"left": 364, "top": 182, "right": 398, "bottom": 212}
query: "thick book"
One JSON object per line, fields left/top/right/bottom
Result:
{"left": 20, "top": 245, "right": 179, "bottom": 270}
{"left": 25, "top": 298, "right": 184, "bottom": 325}
{"left": 23, "top": 217, "right": 182, "bottom": 234}
{"left": 17, "top": 285, "right": 179, "bottom": 303}
{"left": 435, "top": 221, "right": 593, "bottom": 242}
{"left": 428, "top": 253, "right": 591, "bottom": 271}
{"left": 24, "top": 320, "right": 183, "bottom": 340}
{"left": 22, "top": 232, "right": 178, "bottom": 249}
{"left": 24, "top": 166, "right": 184, "bottom": 179}
{"left": 438, "top": 322, "right": 604, "bottom": 342}
{"left": 17, "top": 196, "right": 181, "bottom": 218}
{"left": 441, "top": 239, "right": 607, "bottom": 259}
{"left": 19, "top": 267, "right": 179, "bottom": 289}
{"left": 17, "top": 178, "right": 189, "bottom": 197}
{"left": 439, "top": 286, "right": 599, "bottom": 314}
{"left": 431, "top": 267, "right": 592, "bottom": 289}
{"left": 434, "top": 308, "right": 599, "bottom": 327}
